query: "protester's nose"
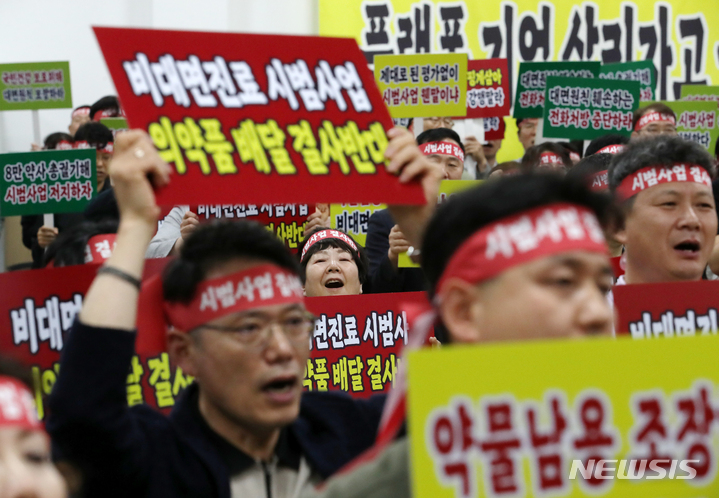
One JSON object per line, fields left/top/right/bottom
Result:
{"left": 576, "top": 284, "right": 613, "bottom": 337}
{"left": 4, "top": 458, "right": 42, "bottom": 498}
{"left": 264, "top": 323, "right": 296, "bottom": 361}
{"left": 677, "top": 202, "right": 701, "bottom": 231}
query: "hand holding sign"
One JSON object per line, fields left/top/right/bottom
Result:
{"left": 37, "top": 226, "right": 58, "bottom": 248}
{"left": 388, "top": 224, "right": 411, "bottom": 268}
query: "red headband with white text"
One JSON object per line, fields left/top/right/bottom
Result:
{"left": 0, "top": 376, "right": 41, "bottom": 431}
{"left": 538, "top": 151, "right": 564, "bottom": 168}
{"left": 300, "top": 229, "right": 359, "bottom": 262}
{"left": 436, "top": 203, "right": 608, "bottom": 298}
{"left": 590, "top": 170, "right": 609, "bottom": 191}
{"left": 419, "top": 141, "right": 465, "bottom": 163}
{"left": 615, "top": 164, "right": 712, "bottom": 201}
{"left": 74, "top": 140, "right": 114, "bottom": 154}
{"left": 163, "top": 264, "right": 304, "bottom": 332}
{"left": 635, "top": 111, "right": 676, "bottom": 131}
{"left": 72, "top": 107, "right": 90, "bottom": 118}
{"left": 595, "top": 144, "right": 625, "bottom": 155}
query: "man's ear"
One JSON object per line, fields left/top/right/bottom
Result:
{"left": 437, "top": 279, "right": 483, "bottom": 344}
{"left": 630, "top": 130, "right": 640, "bottom": 140}
{"left": 167, "top": 328, "right": 199, "bottom": 378}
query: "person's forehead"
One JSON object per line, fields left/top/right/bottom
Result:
{"left": 310, "top": 245, "right": 352, "bottom": 257}
{"left": 222, "top": 302, "right": 306, "bottom": 320}
{"left": 636, "top": 180, "right": 713, "bottom": 201}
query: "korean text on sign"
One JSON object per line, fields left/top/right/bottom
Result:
{"left": 374, "top": 53, "right": 467, "bottom": 118}
{"left": 94, "top": 28, "right": 424, "bottom": 205}
{"left": 0, "top": 149, "right": 97, "bottom": 216}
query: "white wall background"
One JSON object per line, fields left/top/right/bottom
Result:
{"left": 0, "top": 0, "right": 319, "bottom": 153}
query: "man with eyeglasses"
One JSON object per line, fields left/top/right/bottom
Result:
{"left": 47, "top": 131, "right": 386, "bottom": 498}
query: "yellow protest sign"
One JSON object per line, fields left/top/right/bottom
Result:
{"left": 374, "top": 53, "right": 467, "bottom": 118}
{"left": 329, "top": 203, "right": 386, "bottom": 246}
{"left": 399, "top": 180, "right": 480, "bottom": 268}
{"left": 320, "top": 0, "right": 719, "bottom": 163}
{"left": 408, "top": 335, "right": 719, "bottom": 497}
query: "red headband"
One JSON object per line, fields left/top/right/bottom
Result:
{"left": 590, "top": 170, "right": 609, "bottom": 191}
{"left": 538, "top": 151, "right": 564, "bottom": 168}
{"left": 596, "top": 144, "right": 625, "bottom": 155}
{"left": 420, "top": 141, "right": 465, "bottom": 163}
{"left": 300, "top": 229, "right": 359, "bottom": 262}
{"left": 616, "top": 164, "right": 712, "bottom": 201}
{"left": 436, "top": 203, "right": 607, "bottom": 297}
{"left": 569, "top": 151, "right": 581, "bottom": 163}
{"left": 84, "top": 234, "right": 116, "bottom": 264}
{"left": 0, "top": 376, "right": 41, "bottom": 431}
{"left": 163, "top": 264, "right": 304, "bottom": 332}
{"left": 93, "top": 108, "right": 123, "bottom": 121}
{"left": 635, "top": 111, "right": 676, "bottom": 131}
{"left": 74, "top": 140, "right": 114, "bottom": 154}
{"left": 72, "top": 107, "right": 90, "bottom": 118}
{"left": 55, "top": 140, "right": 74, "bottom": 151}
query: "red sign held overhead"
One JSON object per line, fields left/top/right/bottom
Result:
{"left": 464, "top": 59, "right": 510, "bottom": 119}
{"left": 93, "top": 27, "right": 425, "bottom": 206}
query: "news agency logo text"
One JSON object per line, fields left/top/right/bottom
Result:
{"left": 569, "top": 459, "right": 699, "bottom": 480}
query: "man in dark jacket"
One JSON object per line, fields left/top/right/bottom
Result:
{"left": 47, "top": 130, "right": 384, "bottom": 498}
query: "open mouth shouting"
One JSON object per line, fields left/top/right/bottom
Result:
{"left": 324, "top": 278, "right": 345, "bottom": 290}
{"left": 261, "top": 374, "right": 300, "bottom": 404}
{"left": 673, "top": 239, "right": 701, "bottom": 259}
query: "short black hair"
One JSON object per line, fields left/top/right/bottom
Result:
{"left": 416, "top": 127, "right": 465, "bottom": 153}
{"left": 43, "top": 220, "right": 118, "bottom": 267}
{"left": 89, "top": 96, "right": 121, "bottom": 120}
{"left": 0, "top": 354, "right": 33, "bottom": 390}
{"left": 558, "top": 140, "right": 583, "bottom": 159}
{"left": 297, "top": 227, "right": 368, "bottom": 286}
{"left": 520, "top": 142, "right": 572, "bottom": 173}
{"left": 608, "top": 135, "right": 716, "bottom": 197}
{"left": 43, "top": 132, "right": 73, "bottom": 150}
{"left": 585, "top": 134, "right": 630, "bottom": 156}
{"left": 74, "top": 122, "right": 113, "bottom": 148}
{"left": 163, "top": 220, "right": 300, "bottom": 303}
{"left": 422, "top": 174, "right": 614, "bottom": 298}
{"left": 566, "top": 153, "right": 613, "bottom": 186}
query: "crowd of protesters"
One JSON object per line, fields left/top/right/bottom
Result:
{"left": 3, "top": 65, "right": 719, "bottom": 498}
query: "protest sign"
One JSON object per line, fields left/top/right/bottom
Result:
{"left": 374, "top": 53, "right": 467, "bottom": 118}
{"left": 0, "top": 62, "right": 72, "bottom": 111}
{"left": 179, "top": 203, "right": 312, "bottom": 252}
{"left": 303, "top": 291, "right": 429, "bottom": 398}
{"left": 542, "top": 76, "right": 640, "bottom": 140}
{"left": 465, "top": 59, "right": 510, "bottom": 119}
{"left": 399, "top": 180, "right": 481, "bottom": 268}
{"left": 483, "top": 116, "right": 506, "bottom": 141}
{"left": 93, "top": 27, "right": 424, "bottom": 206}
{"left": 513, "top": 62, "right": 600, "bottom": 119}
{"left": 638, "top": 100, "right": 719, "bottom": 153}
{"left": 614, "top": 280, "right": 719, "bottom": 338}
{"left": 681, "top": 85, "right": 719, "bottom": 107}
{"left": 329, "top": 203, "right": 386, "bottom": 246}
{"left": 0, "top": 149, "right": 96, "bottom": 216}
{"left": 408, "top": 334, "right": 719, "bottom": 498}
{"left": 599, "top": 60, "right": 656, "bottom": 102}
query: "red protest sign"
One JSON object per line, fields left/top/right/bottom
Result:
{"left": 0, "top": 260, "right": 171, "bottom": 419}
{"left": 613, "top": 280, "right": 719, "bottom": 338}
{"left": 93, "top": 27, "right": 425, "bottom": 206}
{"left": 483, "top": 116, "right": 506, "bottom": 141}
{"left": 465, "top": 59, "right": 510, "bottom": 119}
{"left": 303, "top": 291, "right": 431, "bottom": 399}
{"left": 188, "top": 203, "right": 311, "bottom": 253}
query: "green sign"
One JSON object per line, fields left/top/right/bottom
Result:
{"left": 100, "top": 117, "right": 128, "bottom": 131}
{"left": 542, "top": 76, "right": 640, "bottom": 140}
{"left": 599, "top": 60, "right": 656, "bottom": 101}
{"left": 513, "top": 61, "right": 600, "bottom": 119}
{"left": 640, "top": 100, "right": 719, "bottom": 154}
{"left": 374, "top": 53, "right": 467, "bottom": 118}
{"left": 0, "top": 149, "right": 96, "bottom": 216}
{"left": 680, "top": 84, "right": 719, "bottom": 107}
{"left": 0, "top": 61, "right": 73, "bottom": 111}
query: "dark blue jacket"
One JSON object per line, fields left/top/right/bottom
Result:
{"left": 47, "top": 322, "right": 384, "bottom": 498}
